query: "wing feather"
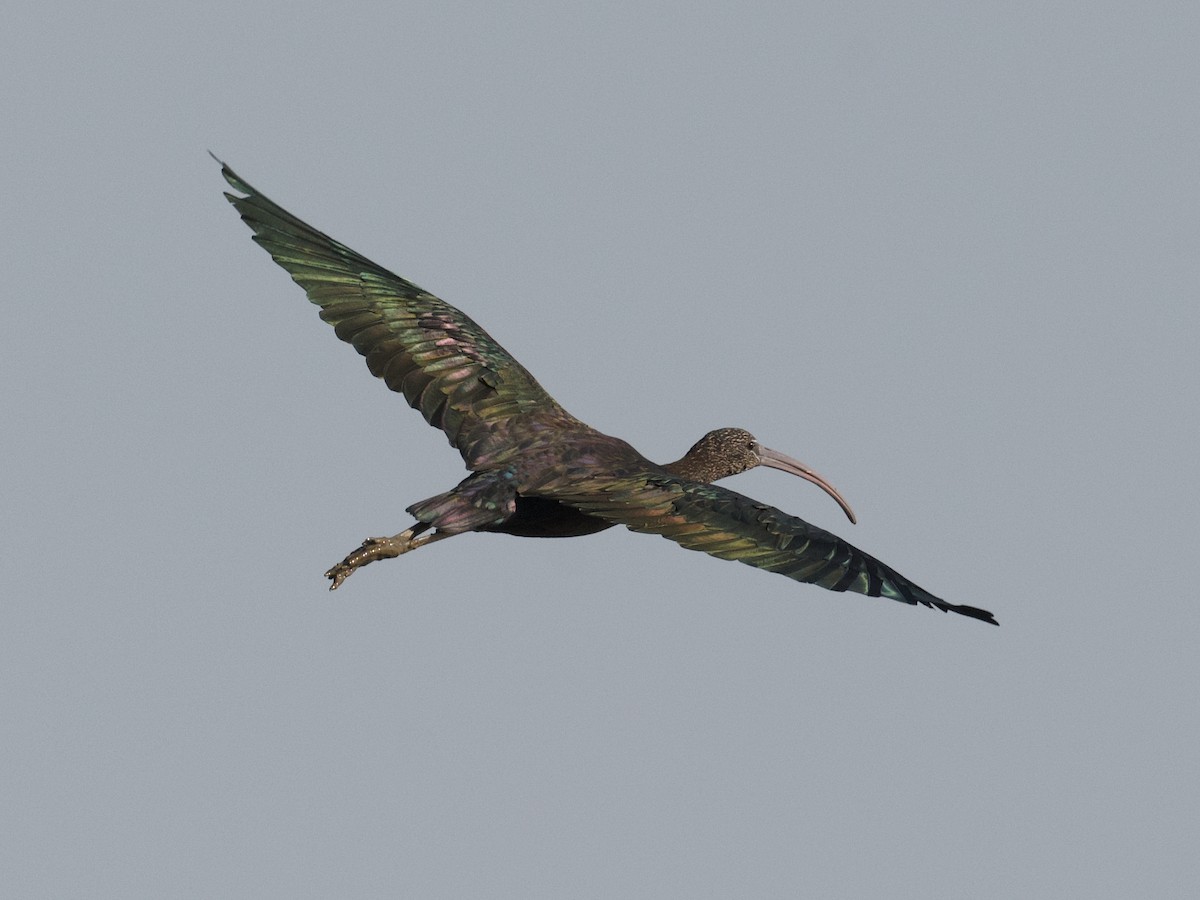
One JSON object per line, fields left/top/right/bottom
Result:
{"left": 539, "top": 473, "right": 997, "bottom": 624}
{"left": 217, "top": 158, "right": 578, "bottom": 467}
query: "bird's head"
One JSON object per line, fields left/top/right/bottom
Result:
{"left": 666, "top": 427, "right": 857, "bottom": 524}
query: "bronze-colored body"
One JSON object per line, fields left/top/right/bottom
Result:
{"left": 218, "top": 158, "right": 996, "bottom": 625}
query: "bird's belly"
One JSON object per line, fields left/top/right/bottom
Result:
{"left": 484, "top": 495, "right": 613, "bottom": 538}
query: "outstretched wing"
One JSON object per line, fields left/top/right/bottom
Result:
{"left": 217, "top": 157, "right": 579, "bottom": 468}
{"left": 534, "top": 471, "right": 997, "bottom": 624}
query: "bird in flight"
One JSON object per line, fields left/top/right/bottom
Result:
{"left": 217, "top": 157, "right": 996, "bottom": 625}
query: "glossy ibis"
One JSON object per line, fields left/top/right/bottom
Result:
{"left": 217, "top": 158, "right": 996, "bottom": 625}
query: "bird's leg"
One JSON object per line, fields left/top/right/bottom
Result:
{"left": 324, "top": 522, "right": 453, "bottom": 590}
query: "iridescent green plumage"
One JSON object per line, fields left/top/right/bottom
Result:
{"left": 533, "top": 471, "right": 965, "bottom": 612}
{"left": 220, "top": 160, "right": 580, "bottom": 469}
{"left": 218, "top": 157, "right": 996, "bottom": 625}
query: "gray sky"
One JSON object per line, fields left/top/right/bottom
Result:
{"left": 4, "top": 2, "right": 1198, "bottom": 897}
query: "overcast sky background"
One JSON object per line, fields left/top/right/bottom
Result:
{"left": 3, "top": 2, "right": 1198, "bottom": 898}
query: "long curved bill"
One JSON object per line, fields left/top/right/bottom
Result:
{"left": 753, "top": 443, "right": 858, "bottom": 524}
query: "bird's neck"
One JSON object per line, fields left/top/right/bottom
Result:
{"left": 661, "top": 453, "right": 724, "bottom": 483}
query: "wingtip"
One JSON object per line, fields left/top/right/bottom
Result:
{"left": 950, "top": 603, "right": 999, "bottom": 626}
{"left": 209, "top": 150, "right": 250, "bottom": 196}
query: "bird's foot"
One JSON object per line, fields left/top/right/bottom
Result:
{"left": 325, "top": 537, "right": 388, "bottom": 590}
{"left": 324, "top": 526, "right": 431, "bottom": 590}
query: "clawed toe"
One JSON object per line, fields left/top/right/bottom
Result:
{"left": 325, "top": 565, "right": 349, "bottom": 590}
{"left": 325, "top": 537, "right": 381, "bottom": 590}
